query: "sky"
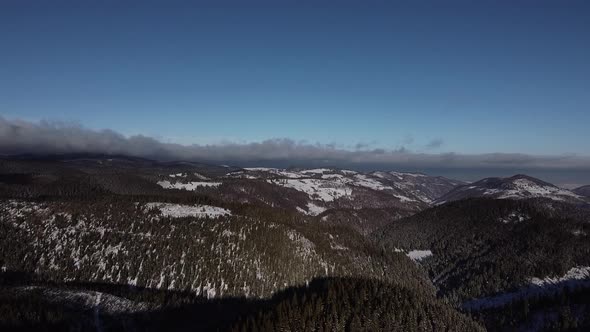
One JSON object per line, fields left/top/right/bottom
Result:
{"left": 1, "top": 0, "right": 589, "bottom": 184}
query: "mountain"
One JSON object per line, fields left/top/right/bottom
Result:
{"left": 0, "top": 276, "right": 484, "bottom": 332}
{"left": 435, "top": 174, "right": 588, "bottom": 205}
{"left": 574, "top": 185, "right": 590, "bottom": 197}
{"left": 370, "top": 171, "right": 465, "bottom": 203}
{"left": 218, "top": 167, "right": 463, "bottom": 234}
{"left": 0, "top": 155, "right": 484, "bottom": 331}
{"left": 1, "top": 198, "right": 434, "bottom": 300}
{"left": 0, "top": 156, "right": 455, "bottom": 298}
{"left": 372, "top": 198, "right": 590, "bottom": 331}
{"left": 0, "top": 156, "right": 465, "bottom": 238}
{"left": 230, "top": 277, "right": 484, "bottom": 332}
{"left": 3, "top": 154, "right": 589, "bottom": 331}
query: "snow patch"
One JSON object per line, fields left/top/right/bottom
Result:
{"left": 572, "top": 230, "right": 587, "bottom": 236}
{"left": 530, "top": 266, "right": 590, "bottom": 287}
{"left": 463, "top": 266, "right": 590, "bottom": 310}
{"left": 497, "top": 178, "right": 583, "bottom": 201}
{"left": 193, "top": 173, "right": 210, "bottom": 180}
{"left": 301, "top": 168, "right": 333, "bottom": 174}
{"left": 145, "top": 203, "right": 231, "bottom": 219}
{"left": 268, "top": 178, "right": 352, "bottom": 202}
{"left": 499, "top": 211, "right": 530, "bottom": 223}
{"left": 407, "top": 250, "right": 433, "bottom": 261}
{"left": 157, "top": 180, "right": 221, "bottom": 191}
{"left": 306, "top": 202, "right": 327, "bottom": 216}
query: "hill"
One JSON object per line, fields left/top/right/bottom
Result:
{"left": 435, "top": 174, "right": 588, "bottom": 205}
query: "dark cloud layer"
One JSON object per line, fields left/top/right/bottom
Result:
{"left": 1, "top": 117, "right": 590, "bottom": 172}
{"left": 425, "top": 138, "right": 444, "bottom": 149}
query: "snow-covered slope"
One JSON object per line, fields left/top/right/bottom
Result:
{"left": 225, "top": 168, "right": 460, "bottom": 213}
{"left": 371, "top": 171, "right": 464, "bottom": 203}
{"left": 574, "top": 185, "right": 590, "bottom": 198}
{"left": 144, "top": 202, "right": 231, "bottom": 219}
{"left": 157, "top": 180, "right": 221, "bottom": 190}
{"left": 435, "top": 174, "right": 588, "bottom": 205}
{"left": 463, "top": 266, "right": 590, "bottom": 310}
{"left": 0, "top": 199, "right": 429, "bottom": 300}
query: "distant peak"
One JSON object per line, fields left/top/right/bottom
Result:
{"left": 506, "top": 174, "right": 555, "bottom": 187}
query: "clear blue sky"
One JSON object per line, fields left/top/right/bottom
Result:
{"left": 1, "top": 0, "right": 589, "bottom": 155}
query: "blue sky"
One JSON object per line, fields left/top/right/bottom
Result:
{"left": 1, "top": 0, "right": 589, "bottom": 156}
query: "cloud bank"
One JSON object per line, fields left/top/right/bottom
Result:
{"left": 1, "top": 117, "right": 589, "bottom": 171}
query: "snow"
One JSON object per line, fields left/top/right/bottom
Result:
{"left": 301, "top": 168, "right": 333, "bottom": 174}
{"left": 321, "top": 173, "right": 346, "bottom": 180}
{"left": 454, "top": 177, "right": 587, "bottom": 203}
{"left": 157, "top": 180, "right": 221, "bottom": 190}
{"left": 268, "top": 178, "right": 352, "bottom": 202}
{"left": 193, "top": 173, "right": 210, "bottom": 180}
{"left": 406, "top": 250, "right": 433, "bottom": 261}
{"left": 351, "top": 174, "right": 394, "bottom": 191}
{"left": 572, "top": 230, "right": 587, "bottom": 236}
{"left": 286, "top": 230, "right": 316, "bottom": 256}
{"left": 262, "top": 169, "right": 421, "bottom": 203}
{"left": 389, "top": 171, "right": 426, "bottom": 178}
{"left": 530, "top": 266, "right": 590, "bottom": 287}
{"left": 241, "top": 168, "right": 305, "bottom": 178}
{"left": 296, "top": 203, "right": 327, "bottom": 216}
{"left": 244, "top": 167, "right": 274, "bottom": 171}
{"left": 330, "top": 243, "right": 348, "bottom": 251}
{"left": 497, "top": 178, "right": 583, "bottom": 201}
{"left": 499, "top": 211, "right": 529, "bottom": 223}
{"left": 463, "top": 266, "right": 590, "bottom": 310}
{"left": 296, "top": 202, "right": 327, "bottom": 216}
{"left": 145, "top": 203, "right": 231, "bottom": 219}
{"left": 306, "top": 202, "right": 327, "bottom": 216}
{"left": 372, "top": 172, "right": 388, "bottom": 179}
{"left": 10, "top": 286, "right": 149, "bottom": 314}
{"left": 228, "top": 168, "right": 421, "bottom": 202}
{"left": 482, "top": 189, "right": 502, "bottom": 196}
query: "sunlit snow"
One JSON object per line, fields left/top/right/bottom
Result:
{"left": 157, "top": 180, "right": 221, "bottom": 191}
{"left": 145, "top": 203, "right": 231, "bottom": 219}
{"left": 406, "top": 250, "right": 433, "bottom": 261}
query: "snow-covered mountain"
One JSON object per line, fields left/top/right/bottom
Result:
{"left": 435, "top": 174, "right": 588, "bottom": 205}
{"left": 373, "top": 197, "right": 590, "bottom": 330}
{"left": 151, "top": 167, "right": 462, "bottom": 234}
{"left": 370, "top": 171, "right": 465, "bottom": 203}
{"left": 222, "top": 168, "right": 460, "bottom": 213}
{"left": 574, "top": 185, "right": 590, "bottom": 198}
{"left": 0, "top": 198, "right": 429, "bottom": 301}
{"left": 2, "top": 155, "right": 590, "bottom": 331}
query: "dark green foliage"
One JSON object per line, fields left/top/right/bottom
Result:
{"left": 0, "top": 288, "right": 75, "bottom": 332}
{"left": 373, "top": 198, "right": 590, "bottom": 302}
{"left": 230, "top": 278, "right": 484, "bottom": 332}
{"left": 2, "top": 156, "right": 589, "bottom": 331}
{"left": 0, "top": 277, "right": 483, "bottom": 332}
{"left": 471, "top": 286, "right": 590, "bottom": 331}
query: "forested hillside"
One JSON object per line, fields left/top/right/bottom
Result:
{"left": 373, "top": 198, "right": 590, "bottom": 331}
{"left": 1, "top": 155, "right": 589, "bottom": 331}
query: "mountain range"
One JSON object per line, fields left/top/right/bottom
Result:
{"left": 0, "top": 154, "right": 589, "bottom": 331}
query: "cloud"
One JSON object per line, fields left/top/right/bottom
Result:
{"left": 425, "top": 138, "right": 444, "bottom": 149}
{"left": 402, "top": 135, "right": 414, "bottom": 145}
{"left": 1, "top": 116, "right": 590, "bottom": 171}
{"left": 354, "top": 142, "right": 370, "bottom": 150}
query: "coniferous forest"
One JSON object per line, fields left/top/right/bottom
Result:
{"left": 1, "top": 156, "right": 589, "bottom": 331}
